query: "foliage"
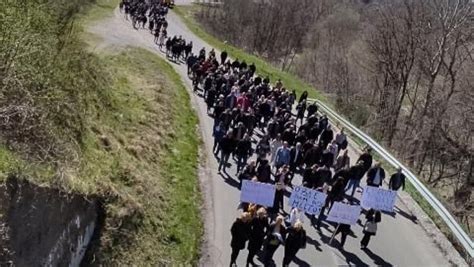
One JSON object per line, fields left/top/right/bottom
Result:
{"left": 1, "top": 0, "right": 202, "bottom": 265}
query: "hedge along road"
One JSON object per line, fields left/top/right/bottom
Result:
{"left": 89, "top": 2, "right": 456, "bottom": 266}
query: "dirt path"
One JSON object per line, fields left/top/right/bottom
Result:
{"left": 87, "top": 5, "right": 461, "bottom": 267}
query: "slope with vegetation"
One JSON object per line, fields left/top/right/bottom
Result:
{"left": 0, "top": 0, "right": 202, "bottom": 265}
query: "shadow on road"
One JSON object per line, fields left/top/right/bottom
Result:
{"left": 293, "top": 256, "right": 311, "bottom": 267}
{"left": 363, "top": 247, "right": 393, "bottom": 266}
{"left": 335, "top": 245, "right": 369, "bottom": 267}
{"left": 218, "top": 172, "right": 240, "bottom": 190}
{"left": 306, "top": 235, "right": 323, "bottom": 251}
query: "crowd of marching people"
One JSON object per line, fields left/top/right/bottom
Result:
{"left": 186, "top": 49, "right": 407, "bottom": 266}
{"left": 119, "top": 2, "right": 408, "bottom": 265}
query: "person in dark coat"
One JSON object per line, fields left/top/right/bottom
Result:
{"left": 288, "top": 142, "right": 303, "bottom": 184}
{"left": 345, "top": 161, "right": 365, "bottom": 198}
{"left": 282, "top": 221, "right": 307, "bottom": 266}
{"left": 389, "top": 167, "right": 406, "bottom": 191}
{"left": 319, "top": 125, "right": 334, "bottom": 149}
{"left": 360, "top": 209, "right": 382, "bottom": 249}
{"left": 230, "top": 212, "right": 252, "bottom": 267}
{"left": 330, "top": 223, "right": 351, "bottom": 248}
{"left": 306, "top": 102, "right": 318, "bottom": 118}
{"left": 238, "top": 160, "right": 257, "bottom": 189}
{"left": 220, "top": 50, "right": 228, "bottom": 65}
{"left": 256, "top": 159, "right": 272, "bottom": 183}
{"left": 246, "top": 208, "right": 269, "bottom": 266}
{"left": 302, "top": 164, "right": 319, "bottom": 188}
{"left": 327, "top": 177, "right": 346, "bottom": 213}
{"left": 357, "top": 148, "right": 373, "bottom": 176}
{"left": 213, "top": 122, "right": 226, "bottom": 155}
{"left": 366, "top": 162, "right": 386, "bottom": 187}
{"left": 236, "top": 133, "right": 252, "bottom": 174}
{"left": 263, "top": 216, "right": 287, "bottom": 265}
{"left": 298, "top": 91, "right": 308, "bottom": 104}
{"left": 218, "top": 131, "right": 236, "bottom": 173}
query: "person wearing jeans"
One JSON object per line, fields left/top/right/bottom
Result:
{"left": 345, "top": 161, "right": 364, "bottom": 197}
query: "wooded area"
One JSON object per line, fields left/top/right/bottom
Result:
{"left": 195, "top": 0, "right": 473, "bottom": 235}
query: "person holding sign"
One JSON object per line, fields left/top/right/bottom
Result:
{"left": 366, "top": 162, "right": 386, "bottom": 187}
{"left": 230, "top": 212, "right": 252, "bottom": 267}
{"left": 330, "top": 223, "right": 352, "bottom": 249}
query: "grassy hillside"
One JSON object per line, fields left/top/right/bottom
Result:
{"left": 0, "top": 0, "right": 202, "bottom": 265}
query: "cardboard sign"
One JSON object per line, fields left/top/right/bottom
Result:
{"left": 361, "top": 186, "right": 397, "bottom": 212}
{"left": 326, "top": 202, "right": 361, "bottom": 225}
{"left": 240, "top": 180, "right": 276, "bottom": 207}
{"left": 288, "top": 186, "right": 327, "bottom": 215}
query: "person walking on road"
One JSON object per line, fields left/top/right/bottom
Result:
{"left": 218, "top": 130, "right": 236, "bottom": 173}
{"left": 212, "top": 122, "right": 226, "bottom": 155}
{"left": 230, "top": 212, "right": 252, "bottom": 267}
{"left": 282, "top": 220, "right": 307, "bottom": 267}
{"left": 357, "top": 148, "right": 373, "bottom": 176}
{"left": 330, "top": 223, "right": 351, "bottom": 249}
{"left": 263, "top": 215, "right": 287, "bottom": 266}
{"left": 345, "top": 161, "right": 365, "bottom": 198}
{"left": 361, "top": 209, "right": 382, "bottom": 249}
{"left": 274, "top": 141, "right": 291, "bottom": 170}
{"left": 389, "top": 167, "right": 406, "bottom": 191}
{"left": 246, "top": 208, "right": 269, "bottom": 266}
{"left": 236, "top": 133, "right": 253, "bottom": 174}
{"left": 366, "top": 162, "right": 386, "bottom": 187}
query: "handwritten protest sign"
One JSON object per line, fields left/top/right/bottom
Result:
{"left": 361, "top": 186, "right": 397, "bottom": 212}
{"left": 240, "top": 180, "right": 276, "bottom": 207}
{"left": 326, "top": 202, "right": 361, "bottom": 225}
{"left": 288, "top": 186, "right": 327, "bottom": 215}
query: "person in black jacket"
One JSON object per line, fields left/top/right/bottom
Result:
{"left": 360, "top": 209, "right": 382, "bottom": 249}
{"left": 282, "top": 221, "right": 307, "bottom": 266}
{"left": 288, "top": 142, "right": 303, "bottom": 184}
{"left": 230, "top": 212, "right": 252, "bottom": 267}
{"left": 220, "top": 50, "right": 228, "bottom": 65}
{"left": 236, "top": 134, "right": 253, "bottom": 174}
{"left": 366, "top": 162, "right": 386, "bottom": 187}
{"left": 357, "top": 148, "right": 373, "bottom": 176}
{"left": 319, "top": 125, "right": 334, "bottom": 149}
{"left": 218, "top": 131, "right": 236, "bottom": 173}
{"left": 263, "top": 216, "right": 287, "bottom": 265}
{"left": 330, "top": 223, "right": 351, "bottom": 248}
{"left": 246, "top": 208, "right": 269, "bottom": 266}
{"left": 389, "top": 167, "right": 406, "bottom": 191}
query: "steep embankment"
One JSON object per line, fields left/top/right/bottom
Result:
{"left": 0, "top": 0, "right": 202, "bottom": 265}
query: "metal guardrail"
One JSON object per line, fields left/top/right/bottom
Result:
{"left": 309, "top": 98, "right": 474, "bottom": 257}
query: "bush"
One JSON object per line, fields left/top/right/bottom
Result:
{"left": 0, "top": 0, "right": 111, "bottom": 163}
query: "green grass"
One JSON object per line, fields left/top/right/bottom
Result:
{"left": 83, "top": 48, "right": 202, "bottom": 265}
{"left": 173, "top": 5, "right": 329, "bottom": 104}
{"left": 0, "top": 0, "right": 202, "bottom": 264}
{"left": 78, "top": 0, "right": 120, "bottom": 25}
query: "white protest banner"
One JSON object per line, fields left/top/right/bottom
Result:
{"left": 326, "top": 202, "right": 361, "bottom": 225}
{"left": 288, "top": 186, "right": 327, "bottom": 215}
{"left": 240, "top": 180, "right": 276, "bottom": 207}
{"left": 361, "top": 186, "right": 397, "bottom": 212}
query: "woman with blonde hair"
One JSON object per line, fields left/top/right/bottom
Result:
{"left": 230, "top": 212, "right": 252, "bottom": 267}
{"left": 283, "top": 220, "right": 307, "bottom": 266}
{"left": 263, "top": 215, "right": 287, "bottom": 265}
{"left": 246, "top": 207, "right": 269, "bottom": 266}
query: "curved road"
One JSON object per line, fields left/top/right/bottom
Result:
{"left": 89, "top": 3, "right": 459, "bottom": 266}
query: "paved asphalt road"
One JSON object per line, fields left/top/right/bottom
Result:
{"left": 89, "top": 2, "right": 454, "bottom": 266}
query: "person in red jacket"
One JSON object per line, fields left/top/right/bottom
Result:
{"left": 237, "top": 92, "right": 251, "bottom": 111}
